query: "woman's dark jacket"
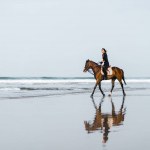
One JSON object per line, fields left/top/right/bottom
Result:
{"left": 102, "top": 53, "right": 109, "bottom": 68}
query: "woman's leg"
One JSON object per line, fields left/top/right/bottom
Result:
{"left": 102, "top": 66, "right": 107, "bottom": 80}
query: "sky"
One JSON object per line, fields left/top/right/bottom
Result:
{"left": 0, "top": 0, "right": 150, "bottom": 77}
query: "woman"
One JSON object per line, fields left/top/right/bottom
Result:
{"left": 100, "top": 48, "right": 110, "bottom": 80}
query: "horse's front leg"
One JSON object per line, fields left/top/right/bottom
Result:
{"left": 108, "top": 79, "right": 116, "bottom": 97}
{"left": 99, "top": 82, "right": 105, "bottom": 97}
{"left": 90, "top": 83, "right": 98, "bottom": 98}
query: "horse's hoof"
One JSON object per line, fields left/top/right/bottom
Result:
{"left": 124, "top": 93, "right": 126, "bottom": 96}
{"left": 108, "top": 94, "right": 112, "bottom": 97}
{"left": 90, "top": 95, "right": 93, "bottom": 98}
{"left": 103, "top": 94, "right": 105, "bottom": 97}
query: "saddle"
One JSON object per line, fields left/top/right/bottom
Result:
{"left": 101, "top": 66, "right": 113, "bottom": 76}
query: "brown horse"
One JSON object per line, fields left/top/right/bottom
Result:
{"left": 83, "top": 59, "right": 126, "bottom": 97}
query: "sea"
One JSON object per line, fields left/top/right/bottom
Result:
{"left": 0, "top": 77, "right": 150, "bottom": 99}
{"left": 0, "top": 77, "right": 150, "bottom": 150}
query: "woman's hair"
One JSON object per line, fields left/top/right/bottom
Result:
{"left": 102, "top": 48, "right": 107, "bottom": 53}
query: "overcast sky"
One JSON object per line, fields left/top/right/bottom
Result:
{"left": 0, "top": 0, "right": 150, "bottom": 77}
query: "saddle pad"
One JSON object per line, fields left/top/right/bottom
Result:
{"left": 107, "top": 67, "right": 113, "bottom": 75}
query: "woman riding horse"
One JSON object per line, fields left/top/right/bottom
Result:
{"left": 83, "top": 59, "right": 126, "bottom": 97}
{"left": 100, "top": 48, "right": 109, "bottom": 80}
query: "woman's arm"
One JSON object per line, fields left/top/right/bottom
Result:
{"left": 102, "top": 54, "right": 105, "bottom": 62}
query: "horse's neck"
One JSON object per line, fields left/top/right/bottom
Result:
{"left": 90, "top": 62, "right": 100, "bottom": 74}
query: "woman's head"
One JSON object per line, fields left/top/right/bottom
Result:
{"left": 101, "top": 48, "right": 107, "bottom": 54}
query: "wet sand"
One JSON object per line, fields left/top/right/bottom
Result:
{"left": 0, "top": 90, "right": 150, "bottom": 150}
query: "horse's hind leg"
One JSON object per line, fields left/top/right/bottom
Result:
{"left": 99, "top": 82, "right": 105, "bottom": 97}
{"left": 119, "top": 80, "right": 126, "bottom": 96}
{"left": 108, "top": 79, "right": 116, "bottom": 96}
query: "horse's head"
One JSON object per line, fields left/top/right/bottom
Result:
{"left": 83, "top": 59, "right": 91, "bottom": 72}
{"left": 84, "top": 121, "right": 92, "bottom": 133}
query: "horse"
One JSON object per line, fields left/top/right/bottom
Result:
{"left": 84, "top": 96, "right": 126, "bottom": 143}
{"left": 83, "top": 59, "right": 126, "bottom": 97}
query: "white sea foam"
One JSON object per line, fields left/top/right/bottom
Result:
{"left": 0, "top": 88, "right": 21, "bottom": 91}
{"left": 0, "top": 79, "right": 150, "bottom": 84}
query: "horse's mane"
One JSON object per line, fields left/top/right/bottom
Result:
{"left": 91, "top": 60, "right": 98, "bottom": 65}
{"left": 89, "top": 60, "right": 101, "bottom": 68}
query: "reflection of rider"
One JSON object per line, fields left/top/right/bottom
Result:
{"left": 100, "top": 48, "right": 109, "bottom": 80}
{"left": 102, "top": 117, "right": 110, "bottom": 143}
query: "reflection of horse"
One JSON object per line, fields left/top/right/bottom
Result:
{"left": 84, "top": 97, "right": 126, "bottom": 143}
{"left": 83, "top": 60, "right": 126, "bottom": 97}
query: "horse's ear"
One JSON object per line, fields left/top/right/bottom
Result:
{"left": 86, "top": 59, "right": 89, "bottom": 62}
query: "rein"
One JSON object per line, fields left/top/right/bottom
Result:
{"left": 88, "top": 69, "right": 94, "bottom": 75}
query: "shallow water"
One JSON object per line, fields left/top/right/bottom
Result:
{"left": 83, "top": 95, "right": 149, "bottom": 150}
{"left": 0, "top": 78, "right": 150, "bottom": 149}
{"left": 0, "top": 88, "right": 150, "bottom": 150}
{"left": 0, "top": 77, "right": 150, "bottom": 99}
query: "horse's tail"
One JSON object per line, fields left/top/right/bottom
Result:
{"left": 122, "top": 70, "right": 127, "bottom": 85}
